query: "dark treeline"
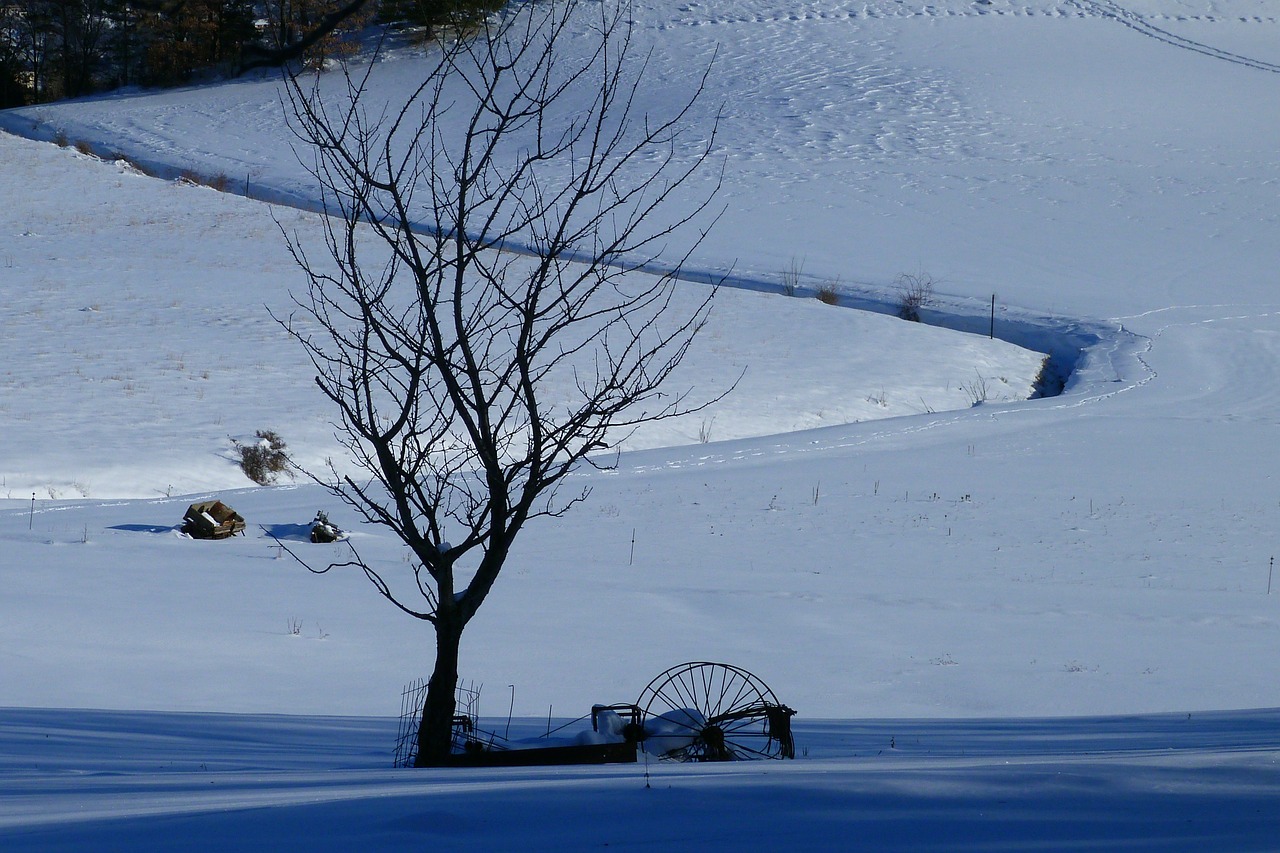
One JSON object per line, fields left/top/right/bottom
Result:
{"left": 0, "top": 0, "right": 503, "bottom": 108}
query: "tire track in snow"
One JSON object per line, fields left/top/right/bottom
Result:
{"left": 1068, "top": 0, "right": 1280, "bottom": 73}
{"left": 648, "top": 1, "right": 1276, "bottom": 32}
{"left": 646, "top": 1, "right": 1090, "bottom": 30}
{"left": 1112, "top": 304, "right": 1280, "bottom": 421}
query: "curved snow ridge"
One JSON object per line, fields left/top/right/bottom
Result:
{"left": 596, "top": 273, "right": 1151, "bottom": 476}
{"left": 654, "top": 258, "right": 1146, "bottom": 404}
{"left": 0, "top": 114, "right": 1140, "bottom": 434}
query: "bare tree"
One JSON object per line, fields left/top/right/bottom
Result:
{"left": 278, "top": 0, "right": 723, "bottom": 766}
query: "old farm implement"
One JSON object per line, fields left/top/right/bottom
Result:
{"left": 180, "top": 500, "right": 246, "bottom": 539}
{"left": 395, "top": 662, "right": 796, "bottom": 767}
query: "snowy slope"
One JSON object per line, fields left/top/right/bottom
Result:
{"left": 1, "top": 0, "right": 1275, "bottom": 718}
{"left": 6, "top": 1, "right": 1278, "bottom": 319}
{"left": 2, "top": 0, "right": 1280, "bottom": 847}
{"left": 0, "top": 133, "right": 1044, "bottom": 500}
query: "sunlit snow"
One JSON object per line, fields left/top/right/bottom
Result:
{"left": 3, "top": 0, "right": 1280, "bottom": 849}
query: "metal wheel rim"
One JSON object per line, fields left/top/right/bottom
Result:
{"left": 637, "top": 661, "right": 790, "bottom": 761}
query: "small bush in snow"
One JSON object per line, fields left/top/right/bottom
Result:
{"left": 179, "top": 170, "right": 229, "bottom": 192}
{"left": 781, "top": 257, "right": 803, "bottom": 297}
{"left": 896, "top": 272, "right": 934, "bottom": 322}
{"left": 960, "top": 374, "right": 990, "bottom": 407}
{"left": 236, "top": 429, "right": 291, "bottom": 485}
{"left": 816, "top": 283, "right": 840, "bottom": 305}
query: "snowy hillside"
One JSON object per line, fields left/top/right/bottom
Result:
{"left": 3, "top": 0, "right": 1280, "bottom": 849}
{"left": 0, "top": 134, "right": 1045, "bottom": 500}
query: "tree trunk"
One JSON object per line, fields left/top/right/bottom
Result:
{"left": 414, "top": 617, "right": 461, "bottom": 767}
{"left": 278, "top": 1, "right": 722, "bottom": 775}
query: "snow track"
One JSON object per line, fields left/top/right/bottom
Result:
{"left": 1071, "top": 0, "right": 1280, "bottom": 71}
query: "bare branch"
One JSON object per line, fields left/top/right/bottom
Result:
{"left": 279, "top": 0, "right": 723, "bottom": 765}
{"left": 261, "top": 525, "right": 438, "bottom": 622}
{"left": 240, "top": 0, "right": 376, "bottom": 72}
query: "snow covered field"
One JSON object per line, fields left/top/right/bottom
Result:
{"left": 3, "top": 707, "right": 1278, "bottom": 851}
{"left": 3, "top": 0, "right": 1280, "bottom": 848}
{"left": 0, "top": 133, "right": 1046, "bottom": 500}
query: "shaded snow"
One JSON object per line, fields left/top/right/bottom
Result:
{"left": 2, "top": 708, "right": 1279, "bottom": 852}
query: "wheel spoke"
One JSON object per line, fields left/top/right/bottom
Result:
{"left": 637, "top": 662, "right": 793, "bottom": 762}
{"left": 726, "top": 739, "right": 777, "bottom": 760}
{"left": 718, "top": 675, "right": 756, "bottom": 716}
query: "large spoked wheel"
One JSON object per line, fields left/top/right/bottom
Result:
{"left": 637, "top": 662, "right": 796, "bottom": 761}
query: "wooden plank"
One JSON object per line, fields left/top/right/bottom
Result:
{"left": 443, "top": 740, "right": 637, "bottom": 767}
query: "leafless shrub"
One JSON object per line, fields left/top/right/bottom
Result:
{"left": 178, "top": 170, "right": 229, "bottom": 191}
{"left": 782, "top": 257, "right": 804, "bottom": 297}
{"left": 236, "top": 429, "right": 291, "bottom": 485}
{"left": 961, "top": 373, "right": 990, "bottom": 407}
{"left": 896, "top": 272, "right": 935, "bottom": 322}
